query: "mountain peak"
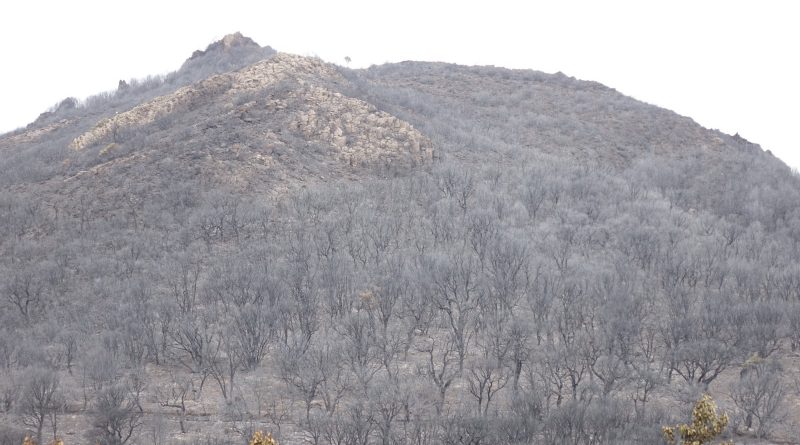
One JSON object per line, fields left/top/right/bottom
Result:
{"left": 190, "top": 32, "right": 260, "bottom": 60}
{"left": 221, "top": 32, "right": 254, "bottom": 47}
{"left": 177, "top": 32, "right": 276, "bottom": 84}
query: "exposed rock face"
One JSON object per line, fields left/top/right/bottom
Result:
{"left": 290, "top": 85, "right": 433, "bottom": 166}
{"left": 68, "top": 53, "right": 433, "bottom": 168}
{"left": 68, "top": 74, "right": 233, "bottom": 150}
{"left": 0, "top": 119, "right": 73, "bottom": 149}
{"left": 69, "top": 54, "right": 339, "bottom": 150}
{"left": 189, "top": 32, "right": 261, "bottom": 60}
{"left": 176, "top": 32, "right": 277, "bottom": 85}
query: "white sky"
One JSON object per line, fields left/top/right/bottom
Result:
{"left": 1, "top": 1, "right": 798, "bottom": 170}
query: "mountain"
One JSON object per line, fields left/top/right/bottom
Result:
{"left": 1, "top": 34, "right": 799, "bottom": 445}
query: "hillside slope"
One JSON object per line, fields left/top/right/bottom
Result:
{"left": 1, "top": 34, "right": 800, "bottom": 445}
{"left": 345, "top": 60, "right": 798, "bottom": 231}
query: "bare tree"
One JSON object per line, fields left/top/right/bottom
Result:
{"left": 437, "top": 168, "right": 475, "bottom": 214}
{"left": 165, "top": 253, "right": 201, "bottom": 315}
{"left": 549, "top": 277, "right": 591, "bottom": 400}
{"left": 416, "top": 336, "right": 460, "bottom": 414}
{"left": 319, "top": 255, "right": 356, "bottom": 321}
{"left": 425, "top": 251, "right": 483, "bottom": 371}
{"left": 4, "top": 266, "right": 47, "bottom": 322}
{"left": 313, "top": 340, "right": 353, "bottom": 416}
{"left": 337, "top": 311, "right": 381, "bottom": 391}
{"left": 158, "top": 373, "right": 195, "bottom": 434}
{"left": 278, "top": 343, "right": 324, "bottom": 422}
{"left": 18, "top": 369, "right": 61, "bottom": 445}
{"left": 170, "top": 312, "right": 219, "bottom": 375}
{"left": 731, "top": 359, "right": 787, "bottom": 438}
{"left": 229, "top": 304, "right": 274, "bottom": 369}
{"left": 465, "top": 351, "right": 509, "bottom": 416}
{"left": 285, "top": 259, "right": 320, "bottom": 350}
{"left": 92, "top": 384, "right": 144, "bottom": 445}
{"left": 369, "top": 377, "right": 411, "bottom": 445}
{"left": 520, "top": 172, "right": 548, "bottom": 220}
{"left": 398, "top": 281, "right": 435, "bottom": 359}
{"left": 484, "top": 234, "right": 528, "bottom": 312}
{"left": 57, "top": 331, "right": 78, "bottom": 375}
{"left": 507, "top": 316, "right": 533, "bottom": 392}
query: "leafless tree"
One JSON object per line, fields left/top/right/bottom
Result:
{"left": 416, "top": 336, "right": 460, "bottom": 414}
{"left": 158, "top": 373, "right": 195, "bottom": 434}
{"left": 19, "top": 369, "right": 61, "bottom": 445}
{"left": 731, "top": 359, "right": 787, "bottom": 438}
{"left": 426, "top": 251, "right": 483, "bottom": 371}
{"left": 93, "top": 384, "right": 143, "bottom": 445}
{"left": 465, "top": 351, "right": 509, "bottom": 416}
{"left": 4, "top": 266, "right": 47, "bottom": 322}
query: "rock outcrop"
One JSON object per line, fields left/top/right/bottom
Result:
{"left": 68, "top": 53, "right": 433, "bottom": 168}
{"left": 189, "top": 32, "right": 262, "bottom": 60}
{"left": 290, "top": 85, "right": 433, "bottom": 166}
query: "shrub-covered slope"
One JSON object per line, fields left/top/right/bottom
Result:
{"left": 1, "top": 34, "right": 799, "bottom": 445}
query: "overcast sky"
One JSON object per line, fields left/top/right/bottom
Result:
{"left": 2, "top": 1, "right": 798, "bottom": 170}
